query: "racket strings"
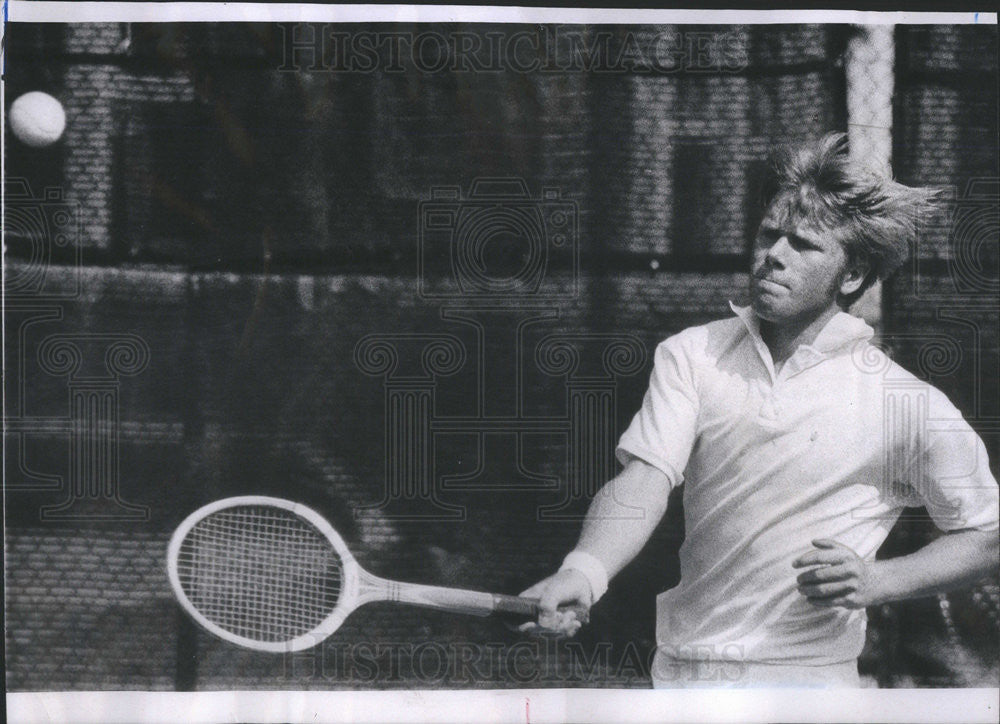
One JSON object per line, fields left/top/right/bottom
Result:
{"left": 175, "top": 506, "right": 343, "bottom": 643}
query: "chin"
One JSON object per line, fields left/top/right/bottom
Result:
{"left": 752, "top": 298, "right": 801, "bottom": 326}
{"left": 750, "top": 295, "right": 779, "bottom": 321}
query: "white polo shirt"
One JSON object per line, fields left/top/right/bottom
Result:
{"left": 616, "top": 303, "right": 999, "bottom": 665}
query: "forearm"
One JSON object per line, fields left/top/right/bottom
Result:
{"left": 869, "top": 528, "right": 999, "bottom": 606}
{"left": 574, "top": 459, "right": 673, "bottom": 580}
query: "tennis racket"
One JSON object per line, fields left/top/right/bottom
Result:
{"left": 167, "top": 496, "right": 587, "bottom": 652}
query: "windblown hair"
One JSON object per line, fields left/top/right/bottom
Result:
{"left": 761, "top": 132, "right": 940, "bottom": 298}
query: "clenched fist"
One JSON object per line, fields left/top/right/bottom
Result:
{"left": 518, "top": 569, "right": 593, "bottom": 637}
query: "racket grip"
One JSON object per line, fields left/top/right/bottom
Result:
{"left": 492, "top": 594, "right": 590, "bottom": 624}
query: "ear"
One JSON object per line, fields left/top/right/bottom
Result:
{"left": 839, "top": 254, "right": 871, "bottom": 296}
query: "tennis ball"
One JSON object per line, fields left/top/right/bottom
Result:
{"left": 9, "top": 92, "right": 67, "bottom": 147}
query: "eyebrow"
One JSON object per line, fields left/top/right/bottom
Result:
{"left": 758, "top": 223, "right": 824, "bottom": 248}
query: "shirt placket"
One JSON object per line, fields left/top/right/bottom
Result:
{"left": 772, "top": 349, "right": 829, "bottom": 418}
{"left": 745, "top": 334, "right": 782, "bottom": 421}
{"left": 753, "top": 343, "right": 827, "bottom": 421}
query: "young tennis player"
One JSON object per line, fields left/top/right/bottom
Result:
{"left": 522, "top": 133, "right": 999, "bottom": 687}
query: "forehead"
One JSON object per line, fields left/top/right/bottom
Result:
{"left": 760, "top": 190, "right": 839, "bottom": 241}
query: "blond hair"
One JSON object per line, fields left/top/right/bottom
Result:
{"left": 762, "top": 132, "right": 940, "bottom": 290}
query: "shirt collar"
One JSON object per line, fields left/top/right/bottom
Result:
{"left": 728, "top": 301, "right": 874, "bottom": 357}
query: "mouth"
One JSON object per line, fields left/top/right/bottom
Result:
{"left": 753, "top": 276, "right": 787, "bottom": 292}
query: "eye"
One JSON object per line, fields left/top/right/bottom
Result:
{"left": 755, "top": 229, "right": 779, "bottom": 247}
{"left": 793, "top": 236, "right": 821, "bottom": 252}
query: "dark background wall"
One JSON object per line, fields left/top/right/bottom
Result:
{"left": 4, "top": 22, "right": 998, "bottom": 690}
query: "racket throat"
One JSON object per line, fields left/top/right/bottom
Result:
{"left": 363, "top": 575, "right": 497, "bottom": 617}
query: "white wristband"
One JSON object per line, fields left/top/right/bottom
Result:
{"left": 559, "top": 550, "right": 609, "bottom": 604}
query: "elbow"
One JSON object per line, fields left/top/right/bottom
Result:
{"left": 986, "top": 529, "right": 1000, "bottom": 572}
{"left": 969, "top": 528, "right": 999, "bottom": 580}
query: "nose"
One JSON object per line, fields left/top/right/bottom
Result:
{"left": 763, "top": 235, "right": 791, "bottom": 269}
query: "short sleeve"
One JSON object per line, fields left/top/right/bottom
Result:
{"left": 914, "top": 392, "right": 999, "bottom": 532}
{"left": 615, "top": 332, "right": 700, "bottom": 488}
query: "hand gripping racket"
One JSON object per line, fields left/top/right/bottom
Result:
{"left": 167, "top": 496, "right": 587, "bottom": 652}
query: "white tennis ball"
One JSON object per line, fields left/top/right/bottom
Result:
{"left": 9, "top": 92, "right": 67, "bottom": 147}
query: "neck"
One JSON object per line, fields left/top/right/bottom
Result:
{"left": 758, "top": 305, "right": 841, "bottom": 368}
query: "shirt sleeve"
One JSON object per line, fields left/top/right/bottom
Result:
{"left": 615, "top": 332, "right": 700, "bottom": 488}
{"left": 914, "top": 390, "right": 999, "bottom": 532}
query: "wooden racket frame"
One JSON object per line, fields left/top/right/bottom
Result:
{"left": 168, "top": 496, "right": 581, "bottom": 652}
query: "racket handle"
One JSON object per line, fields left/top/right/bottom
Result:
{"left": 492, "top": 594, "right": 590, "bottom": 624}
{"left": 378, "top": 579, "right": 588, "bottom": 623}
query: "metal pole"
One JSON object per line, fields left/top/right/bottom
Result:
{"left": 845, "top": 24, "right": 895, "bottom": 330}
